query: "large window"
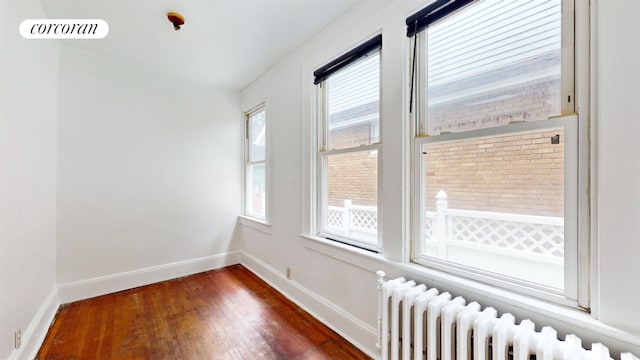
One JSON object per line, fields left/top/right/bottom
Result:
{"left": 410, "top": 0, "right": 581, "bottom": 301}
{"left": 314, "top": 36, "right": 381, "bottom": 250}
{"left": 245, "top": 105, "right": 267, "bottom": 220}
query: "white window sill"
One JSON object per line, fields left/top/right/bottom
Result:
{"left": 238, "top": 215, "right": 272, "bottom": 234}
{"left": 301, "top": 234, "right": 385, "bottom": 272}
{"left": 300, "top": 233, "right": 640, "bottom": 351}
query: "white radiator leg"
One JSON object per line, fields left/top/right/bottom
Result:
{"left": 426, "top": 293, "right": 452, "bottom": 360}
{"left": 413, "top": 289, "right": 439, "bottom": 360}
{"left": 457, "top": 302, "right": 482, "bottom": 360}
{"left": 402, "top": 284, "right": 427, "bottom": 359}
{"left": 473, "top": 307, "right": 498, "bottom": 360}
{"left": 537, "top": 326, "right": 559, "bottom": 360}
{"left": 377, "top": 270, "right": 386, "bottom": 355}
{"left": 391, "top": 281, "right": 416, "bottom": 360}
{"left": 590, "top": 343, "right": 613, "bottom": 360}
{"left": 562, "top": 334, "right": 585, "bottom": 359}
{"left": 513, "top": 319, "right": 536, "bottom": 360}
{"left": 381, "top": 275, "right": 405, "bottom": 360}
{"left": 492, "top": 313, "right": 516, "bottom": 360}
{"left": 441, "top": 297, "right": 466, "bottom": 360}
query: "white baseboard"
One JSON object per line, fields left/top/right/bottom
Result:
{"left": 240, "top": 251, "right": 378, "bottom": 359}
{"left": 58, "top": 251, "right": 241, "bottom": 304}
{"left": 9, "top": 287, "right": 60, "bottom": 360}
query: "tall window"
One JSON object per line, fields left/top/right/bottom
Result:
{"left": 245, "top": 106, "right": 267, "bottom": 220}
{"left": 314, "top": 35, "right": 381, "bottom": 250}
{"left": 410, "top": 0, "right": 580, "bottom": 301}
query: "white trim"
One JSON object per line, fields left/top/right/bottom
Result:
{"left": 302, "top": 233, "right": 640, "bottom": 356}
{"left": 8, "top": 287, "right": 59, "bottom": 360}
{"left": 303, "top": 234, "right": 385, "bottom": 273}
{"left": 586, "top": 0, "right": 599, "bottom": 318}
{"left": 240, "top": 251, "right": 378, "bottom": 359}
{"left": 244, "top": 101, "right": 266, "bottom": 116}
{"left": 57, "top": 251, "right": 241, "bottom": 303}
{"left": 575, "top": 0, "right": 593, "bottom": 311}
{"left": 238, "top": 215, "right": 272, "bottom": 234}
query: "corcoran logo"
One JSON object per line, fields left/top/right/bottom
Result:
{"left": 19, "top": 19, "right": 109, "bottom": 39}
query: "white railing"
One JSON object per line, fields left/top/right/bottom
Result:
{"left": 327, "top": 200, "right": 377, "bottom": 243}
{"left": 426, "top": 190, "right": 564, "bottom": 261}
{"left": 425, "top": 190, "right": 565, "bottom": 288}
{"left": 328, "top": 193, "right": 564, "bottom": 284}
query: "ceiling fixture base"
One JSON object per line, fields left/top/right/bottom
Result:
{"left": 167, "top": 12, "right": 185, "bottom": 31}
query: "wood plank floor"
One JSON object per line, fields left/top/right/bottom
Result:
{"left": 37, "top": 265, "right": 371, "bottom": 359}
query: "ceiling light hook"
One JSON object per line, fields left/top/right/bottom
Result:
{"left": 167, "top": 12, "right": 185, "bottom": 31}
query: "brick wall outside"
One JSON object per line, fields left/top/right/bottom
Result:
{"left": 423, "top": 129, "right": 564, "bottom": 217}
{"left": 427, "top": 79, "right": 561, "bottom": 135}
{"left": 328, "top": 122, "right": 373, "bottom": 151}
{"left": 326, "top": 66, "right": 565, "bottom": 217}
{"left": 326, "top": 125, "right": 564, "bottom": 217}
{"left": 327, "top": 123, "right": 377, "bottom": 207}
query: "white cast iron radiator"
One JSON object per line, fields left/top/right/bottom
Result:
{"left": 376, "top": 271, "right": 639, "bottom": 360}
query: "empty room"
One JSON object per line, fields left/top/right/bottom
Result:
{"left": 2, "top": 0, "right": 640, "bottom": 359}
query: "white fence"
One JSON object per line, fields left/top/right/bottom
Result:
{"left": 327, "top": 192, "right": 564, "bottom": 286}
{"left": 425, "top": 190, "right": 565, "bottom": 288}
{"left": 327, "top": 200, "right": 377, "bottom": 243}
{"left": 427, "top": 190, "right": 564, "bottom": 259}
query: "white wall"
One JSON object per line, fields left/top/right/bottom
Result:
{"left": 0, "top": 0, "right": 59, "bottom": 359}
{"left": 596, "top": 0, "right": 640, "bottom": 335}
{"left": 240, "top": 0, "right": 640, "bottom": 357}
{"left": 56, "top": 45, "right": 243, "bottom": 298}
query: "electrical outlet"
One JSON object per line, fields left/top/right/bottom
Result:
{"left": 14, "top": 328, "right": 21, "bottom": 349}
{"left": 286, "top": 267, "right": 291, "bottom": 280}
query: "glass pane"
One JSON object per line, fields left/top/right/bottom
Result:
{"left": 250, "top": 110, "right": 266, "bottom": 162}
{"left": 426, "top": 0, "right": 562, "bottom": 135}
{"left": 422, "top": 128, "right": 564, "bottom": 289}
{"left": 246, "top": 163, "right": 265, "bottom": 218}
{"left": 326, "top": 53, "right": 380, "bottom": 150}
{"left": 324, "top": 150, "right": 378, "bottom": 246}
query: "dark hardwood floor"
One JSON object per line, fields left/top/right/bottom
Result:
{"left": 37, "top": 265, "right": 370, "bottom": 359}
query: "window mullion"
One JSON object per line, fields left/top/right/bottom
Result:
{"left": 417, "top": 116, "right": 576, "bottom": 146}
{"left": 323, "top": 143, "right": 380, "bottom": 156}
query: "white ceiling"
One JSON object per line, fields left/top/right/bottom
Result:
{"left": 39, "top": 0, "right": 360, "bottom": 89}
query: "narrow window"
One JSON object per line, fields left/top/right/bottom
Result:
{"left": 314, "top": 36, "right": 382, "bottom": 250}
{"left": 245, "top": 105, "right": 267, "bottom": 220}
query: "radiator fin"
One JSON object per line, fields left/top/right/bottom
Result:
{"left": 376, "top": 271, "right": 639, "bottom": 360}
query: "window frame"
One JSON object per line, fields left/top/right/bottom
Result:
{"left": 244, "top": 104, "right": 268, "bottom": 222}
{"left": 315, "top": 46, "right": 382, "bottom": 252}
{"left": 409, "top": 0, "right": 588, "bottom": 307}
